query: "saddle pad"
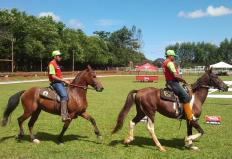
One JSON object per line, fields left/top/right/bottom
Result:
{"left": 39, "top": 87, "right": 60, "bottom": 102}
{"left": 160, "top": 88, "right": 177, "bottom": 102}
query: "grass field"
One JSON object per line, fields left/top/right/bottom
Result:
{"left": 0, "top": 75, "right": 232, "bottom": 159}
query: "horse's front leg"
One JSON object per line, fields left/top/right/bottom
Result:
{"left": 57, "top": 120, "right": 72, "bottom": 144}
{"left": 28, "top": 109, "right": 41, "bottom": 144}
{"left": 190, "top": 120, "right": 204, "bottom": 140}
{"left": 185, "top": 120, "right": 204, "bottom": 150}
{"left": 186, "top": 120, "right": 193, "bottom": 136}
{"left": 81, "top": 112, "right": 102, "bottom": 140}
{"left": 185, "top": 120, "right": 193, "bottom": 148}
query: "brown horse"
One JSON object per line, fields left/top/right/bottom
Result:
{"left": 112, "top": 67, "right": 228, "bottom": 151}
{"left": 2, "top": 65, "right": 104, "bottom": 144}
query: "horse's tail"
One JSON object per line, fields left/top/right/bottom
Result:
{"left": 2, "top": 90, "right": 25, "bottom": 127}
{"left": 112, "top": 90, "right": 137, "bottom": 134}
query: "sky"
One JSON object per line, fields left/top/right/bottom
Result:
{"left": 1, "top": 0, "right": 232, "bottom": 60}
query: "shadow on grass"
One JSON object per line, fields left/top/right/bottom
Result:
{"left": 0, "top": 132, "right": 101, "bottom": 145}
{"left": 109, "top": 136, "right": 185, "bottom": 150}
{"left": 37, "top": 132, "right": 88, "bottom": 143}
{"left": 0, "top": 135, "right": 16, "bottom": 142}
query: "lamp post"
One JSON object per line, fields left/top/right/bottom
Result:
{"left": 11, "top": 38, "right": 15, "bottom": 73}
{"left": 40, "top": 53, "right": 43, "bottom": 72}
{"left": 72, "top": 49, "right": 75, "bottom": 72}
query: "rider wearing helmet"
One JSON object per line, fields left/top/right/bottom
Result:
{"left": 163, "top": 50, "right": 197, "bottom": 121}
{"left": 48, "top": 50, "right": 71, "bottom": 122}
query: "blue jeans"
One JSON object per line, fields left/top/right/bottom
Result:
{"left": 51, "top": 82, "right": 68, "bottom": 101}
{"left": 167, "top": 80, "right": 190, "bottom": 103}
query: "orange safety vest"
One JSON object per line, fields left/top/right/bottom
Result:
{"left": 162, "top": 59, "right": 179, "bottom": 81}
{"left": 48, "top": 60, "right": 62, "bottom": 82}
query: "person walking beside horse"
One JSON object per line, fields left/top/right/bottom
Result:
{"left": 163, "top": 50, "right": 197, "bottom": 122}
{"left": 48, "top": 50, "right": 71, "bottom": 122}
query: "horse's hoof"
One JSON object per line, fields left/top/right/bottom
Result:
{"left": 16, "top": 134, "right": 23, "bottom": 140}
{"left": 33, "top": 139, "right": 40, "bottom": 144}
{"left": 58, "top": 142, "right": 64, "bottom": 146}
{"left": 159, "top": 146, "right": 166, "bottom": 152}
{"left": 185, "top": 145, "right": 199, "bottom": 151}
{"left": 97, "top": 135, "right": 103, "bottom": 140}
{"left": 96, "top": 136, "right": 103, "bottom": 143}
{"left": 124, "top": 138, "right": 134, "bottom": 145}
{"left": 190, "top": 146, "right": 199, "bottom": 151}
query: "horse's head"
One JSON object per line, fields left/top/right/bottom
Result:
{"left": 83, "top": 65, "right": 104, "bottom": 92}
{"left": 202, "top": 67, "right": 228, "bottom": 91}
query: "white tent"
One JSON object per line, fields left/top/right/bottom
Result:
{"left": 210, "top": 61, "right": 232, "bottom": 69}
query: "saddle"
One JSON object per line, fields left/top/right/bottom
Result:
{"left": 39, "top": 86, "right": 61, "bottom": 102}
{"left": 160, "top": 87, "right": 177, "bottom": 102}
{"left": 160, "top": 84, "right": 192, "bottom": 118}
{"left": 160, "top": 83, "right": 192, "bottom": 102}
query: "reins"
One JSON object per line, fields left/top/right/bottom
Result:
{"left": 191, "top": 75, "right": 211, "bottom": 91}
{"left": 68, "top": 70, "right": 96, "bottom": 91}
{"left": 69, "top": 83, "right": 96, "bottom": 90}
{"left": 200, "top": 85, "right": 210, "bottom": 89}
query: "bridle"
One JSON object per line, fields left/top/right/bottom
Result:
{"left": 69, "top": 83, "right": 96, "bottom": 90}
{"left": 192, "top": 74, "right": 213, "bottom": 91}
{"left": 68, "top": 70, "right": 98, "bottom": 91}
{"left": 199, "top": 85, "right": 210, "bottom": 89}
{"left": 193, "top": 73, "right": 222, "bottom": 90}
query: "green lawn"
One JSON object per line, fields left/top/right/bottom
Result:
{"left": 0, "top": 75, "right": 232, "bottom": 159}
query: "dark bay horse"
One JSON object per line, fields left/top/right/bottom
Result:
{"left": 112, "top": 68, "right": 228, "bottom": 151}
{"left": 2, "top": 66, "right": 104, "bottom": 144}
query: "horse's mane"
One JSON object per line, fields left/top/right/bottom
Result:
{"left": 191, "top": 73, "right": 207, "bottom": 92}
{"left": 71, "top": 69, "right": 87, "bottom": 84}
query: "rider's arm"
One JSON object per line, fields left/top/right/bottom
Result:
{"left": 167, "top": 62, "right": 187, "bottom": 83}
{"left": 49, "top": 64, "right": 70, "bottom": 84}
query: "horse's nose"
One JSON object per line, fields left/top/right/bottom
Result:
{"left": 96, "top": 87, "right": 104, "bottom": 92}
{"left": 99, "top": 87, "right": 104, "bottom": 92}
{"left": 222, "top": 85, "right": 229, "bottom": 91}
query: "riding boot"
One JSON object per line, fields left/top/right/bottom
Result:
{"left": 61, "top": 101, "right": 71, "bottom": 122}
{"left": 184, "top": 103, "right": 197, "bottom": 121}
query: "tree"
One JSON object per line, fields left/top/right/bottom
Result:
{"left": 218, "top": 38, "right": 232, "bottom": 63}
{"left": 165, "top": 41, "right": 219, "bottom": 67}
{"left": 93, "top": 31, "right": 110, "bottom": 41}
{"left": 85, "top": 36, "right": 110, "bottom": 66}
{"left": 108, "top": 26, "right": 146, "bottom": 66}
{"left": 153, "top": 58, "right": 165, "bottom": 68}
{"left": 0, "top": 9, "right": 147, "bottom": 71}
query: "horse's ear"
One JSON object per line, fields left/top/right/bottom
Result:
{"left": 205, "top": 65, "right": 213, "bottom": 74}
{"left": 208, "top": 67, "right": 213, "bottom": 74}
{"left": 204, "top": 65, "right": 209, "bottom": 72}
{"left": 87, "top": 65, "right": 92, "bottom": 71}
